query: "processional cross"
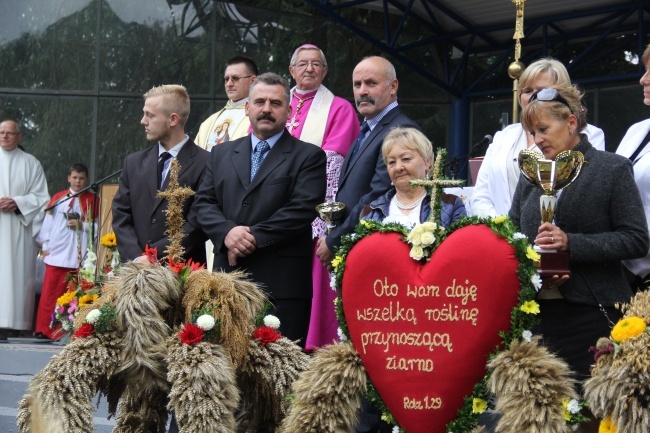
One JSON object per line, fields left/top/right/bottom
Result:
{"left": 410, "top": 149, "right": 464, "bottom": 224}
{"left": 157, "top": 158, "right": 195, "bottom": 262}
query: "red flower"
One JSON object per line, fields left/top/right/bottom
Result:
{"left": 74, "top": 323, "right": 95, "bottom": 339}
{"left": 179, "top": 323, "right": 204, "bottom": 345}
{"left": 252, "top": 325, "right": 282, "bottom": 346}
{"left": 167, "top": 257, "right": 185, "bottom": 274}
{"left": 80, "top": 279, "right": 95, "bottom": 291}
{"left": 142, "top": 244, "right": 158, "bottom": 264}
{"left": 185, "top": 258, "right": 205, "bottom": 272}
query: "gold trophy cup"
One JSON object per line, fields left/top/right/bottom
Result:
{"left": 518, "top": 149, "right": 584, "bottom": 276}
{"left": 316, "top": 202, "right": 346, "bottom": 233}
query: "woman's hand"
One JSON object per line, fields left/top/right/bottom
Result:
{"left": 535, "top": 222, "right": 569, "bottom": 252}
{"left": 541, "top": 274, "right": 570, "bottom": 290}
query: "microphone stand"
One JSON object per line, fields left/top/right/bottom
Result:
{"left": 44, "top": 169, "right": 122, "bottom": 212}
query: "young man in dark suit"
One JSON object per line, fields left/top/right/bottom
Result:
{"left": 112, "top": 84, "right": 209, "bottom": 264}
{"left": 195, "top": 72, "right": 327, "bottom": 345}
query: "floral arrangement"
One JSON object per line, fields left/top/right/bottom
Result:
{"left": 73, "top": 303, "right": 117, "bottom": 339}
{"left": 100, "top": 232, "right": 120, "bottom": 277}
{"left": 331, "top": 214, "right": 589, "bottom": 432}
{"left": 584, "top": 294, "right": 650, "bottom": 433}
{"left": 251, "top": 314, "right": 283, "bottom": 346}
{"left": 50, "top": 229, "right": 118, "bottom": 343}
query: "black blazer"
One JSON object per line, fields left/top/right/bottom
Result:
{"left": 195, "top": 130, "right": 327, "bottom": 299}
{"left": 326, "top": 106, "right": 420, "bottom": 251}
{"left": 112, "top": 140, "right": 209, "bottom": 262}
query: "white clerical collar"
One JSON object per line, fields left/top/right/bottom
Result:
{"left": 158, "top": 135, "right": 189, "bottom": 158}
{"left": 228, "top": 97, "right": 249, "bottom": 109}
{"left": 294, "top": 85, "right": 321, "bottom": 96}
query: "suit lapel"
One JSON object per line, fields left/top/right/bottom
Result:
{"left": 248, "top": 130, "right": 290, "bottom": 190}
{"left": 339, "top": 106, "right": 401, "bottom": 188}
{"left": 232, "top": 135, "right": 253, "bottom": 188}
{"left": 145, "top": 146, "right": 159, "bottom": 202}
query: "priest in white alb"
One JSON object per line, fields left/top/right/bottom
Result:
{"left": 287, "top": 44, "right": 360, "bottom": 350}
{"left": 194, "top": 56, "right": 259, "bottom": 272}
{"left": 0, "top": 120, "right": 49, "bottom": 340}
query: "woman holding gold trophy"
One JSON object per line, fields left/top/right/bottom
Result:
{"left": 509, "top": 84, "right": 649, "bottom": 399}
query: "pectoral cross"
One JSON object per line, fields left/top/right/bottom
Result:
{"left": 157, "top": 158, "right": 195, "bottom": 262}
{"left": 410, "top": 149, "right": 464, "bottom": 224}
{"left": 286, "top": 117, "right": 300, "bottom": 133}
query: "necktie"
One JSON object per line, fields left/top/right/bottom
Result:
{"left": 157, "top": 152, "right": 172, "bottom": 188}
{"left": 250, "top": 141, "right": 270, "bottom": 180}
{"left": 349, "top": 122, "right": 370, "bottom": 160}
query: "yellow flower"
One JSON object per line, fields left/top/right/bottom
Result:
{"left": 101, "top": 232, "right": 117, "bottom": 248}
{"left": 56, "top": 291, "right": 77, "bottom": 307}
{"left": 360, "top": 220, "right": 371, "bottom": 229}
{"left": 421, "top": 222, "right": 437, "bottom": 232}
{"left": 526, "top": 246, "right": 540, "bottom": 262}
{"left": 598, "top": 417, "right": 617, "bottom": 433}
{"left": 520, "top": 300, "right": 540, "bottom": 315}
{"left": 611, "top": 316, "right": 647, "bottom": 343}
{"left": 492, "top": 215, "right": 507, "bottom": 224}
{"left": 562, "top": 399, "right": 571, "bottom": 421}
{"left": 78, "top": 294, "right": 99, "bottom": 307}
{"left": 331, "top": 256, "right": 343, "bottom": 272}
{"left": 472, "top": 398, "right": 487, "bottom": 414}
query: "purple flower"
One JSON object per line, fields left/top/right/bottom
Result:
{"left": 68, "top": 314, "right": 75, "bottom": 322}
{"left": 57, "top": 306, "right": 65, "bottom": 314}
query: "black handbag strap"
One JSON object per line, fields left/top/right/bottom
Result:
{"left": 629, "top": 129, "right": 650, "bottom": 164}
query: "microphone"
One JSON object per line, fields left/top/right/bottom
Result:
{"left": 470, "top": 134, "right": 492, "bottom": 157}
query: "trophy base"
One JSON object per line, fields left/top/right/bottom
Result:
{"left": 535, "top": 249, "right": 571, "bottom": 277}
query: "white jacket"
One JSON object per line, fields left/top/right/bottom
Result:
{"left": 616, "top": 118, "right": 650, "bottom": 278}
{"left": 470, "top": 122, "right": 605, "bottom": 217}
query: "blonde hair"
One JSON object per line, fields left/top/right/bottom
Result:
{"left": 520, "top": 84, "right": 588, "bottom": 133}
{"left": 143, "top": 84, "right": 190, "bottom": 125}
{"left": 381, "top": 127, "right": 433, "bottom": 166}
{"left": 518, "top": 58, "right": 571, "bottom": 95}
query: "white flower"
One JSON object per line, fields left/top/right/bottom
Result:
{"left": 61, "top": 321, "right": 72, "bottom": 331}
{"left": 263, "top": 315, "right": 281, "bottom": 329}
{"left": 408, "top": 233, "right": 422, "bottom": 246}
{"left": 530, "top": 274, "right": 542, "bottom": 291}
{"left": 337, "top": 327, "right": 348, "bottom": 341}
{"left": 329, "top": 275, "right": 337, "bottom": 290}
{"left": 421, "top": 221, "right": 437, "bottom": 232}
{"left": 196, "top": 314, "right": 216, "bottom": 331}
{"left": 110, "top": 251, "right": 121, "bottom": 269}
{"left": 420, "top": 231, "right": 435, "bottom": 246}
{"left": 392, "top": 427, "right": 400, "bottom": 433}
{"left": 409, "top": 245, "right": 425, "bottom": 260}
{"left": 567, "top": 399, "right": 580, "bottom": 414}
{"left": 513, "top": 232, "right": 527, "bottom": 240}
{"left": 522, "top": 330, "right": 532, "bottom": 342}
{"left": 86, "top": 309, "right": 101, "bottom": 324}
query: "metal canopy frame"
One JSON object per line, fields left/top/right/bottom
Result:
{"left": 304, "top": 0, "right": 650, "bottom": 99}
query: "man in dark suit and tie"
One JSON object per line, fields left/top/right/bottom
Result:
{"left": 317, "top": 56, "right": 420, "bottom": 266}
{"left": 112, "top": 84, "right": 209, "bottom": 264}
{"left": 195, "top": 72, "right": 327, "bottom": 345}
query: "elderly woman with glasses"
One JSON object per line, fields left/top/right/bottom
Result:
{"left": 361, "top": 127, "right": 466, "bottom": 227}
{"left": 509, "top": 84, "right": 649, "bottom": 404}
{"left": 471, "top": 58, "right": 605, "bottom": 218}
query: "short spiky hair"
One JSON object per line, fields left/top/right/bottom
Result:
{"left": 68, "top": 162, "right": 89, "bottom": 176}
{"left": 226, "top": 56, "right": 259, "bottom": 76}
{"left": 249, "top": 73, "right": 290, "bottom": 104}
{"left": 143, "top": 84, "right": 190, "bottom": 125}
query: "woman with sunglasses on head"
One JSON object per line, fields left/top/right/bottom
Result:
{"left": 615, "top": 44, "right": 650, "bottom": 293}
{"left": 509, "top": 85, "right": 648, "bottom": 422}
{"left": 471, "top": 58, "right": 605, "bottom": 218}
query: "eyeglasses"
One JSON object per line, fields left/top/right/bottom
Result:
{"left": 223, "top": 75, "right": 253, "bottom": 84}
{"left": 293, "top": 60, "right": 325, "bottom": 70}
{"left": 0, "top": 131, "right": 20, "bottom": 137}
{"left": 530, "top": 88, "right": 574, "bottom": 114}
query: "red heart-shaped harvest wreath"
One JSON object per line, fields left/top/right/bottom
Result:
{"left": 341, "top": 224, "right": 521, "bottom": 432}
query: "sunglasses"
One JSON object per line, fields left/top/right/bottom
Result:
{"left": 529, "top": 88, "right": 574, "bottom": 114}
